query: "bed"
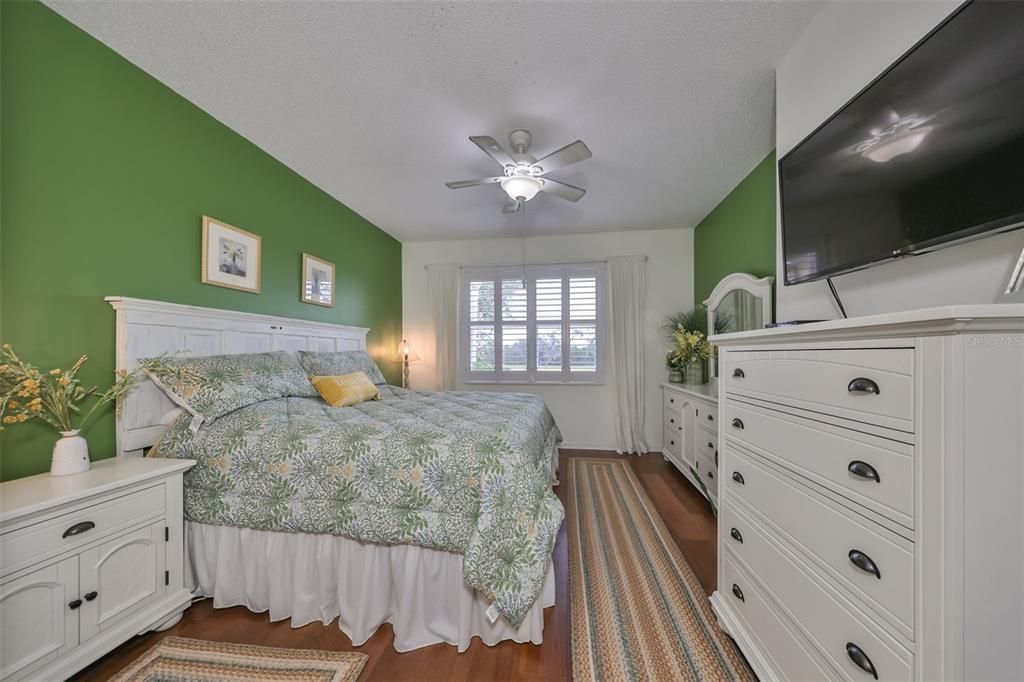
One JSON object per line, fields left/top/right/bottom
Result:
{"left": 108, "top": 297, "right": 563, "bottom": 651}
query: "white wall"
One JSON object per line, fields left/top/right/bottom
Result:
{"left": 402, "top": 228, "right": 693, "bottom": 451}
{"left": 775, "top": 0, "right": 1024, "bottom": 321}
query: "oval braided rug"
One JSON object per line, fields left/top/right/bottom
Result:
{"left": 567, "top": 457, "right": 754, "bottom": 681}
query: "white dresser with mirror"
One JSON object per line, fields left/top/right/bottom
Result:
{"left": 662, "top": 273, "right": 774, "bottom": 504}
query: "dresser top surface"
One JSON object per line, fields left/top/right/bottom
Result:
{"left": 711, "top": 303, "right": 1024, "bottom": 346}
{"left": 0, "top": 456, "right": 194, "bottom": 524}
{"left": 662, "top": 380, "right": 718, "bottom": 403}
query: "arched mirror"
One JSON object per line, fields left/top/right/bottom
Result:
{"left": 704, "top": 273, "right": 774, "bottom": 336}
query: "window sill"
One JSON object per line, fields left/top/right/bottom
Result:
{"left": 462, "top": 379, "right": 605, "bottom": 387}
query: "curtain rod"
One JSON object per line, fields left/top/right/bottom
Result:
{"left": 424, "top": 255, "right": 648, "bottom": 271}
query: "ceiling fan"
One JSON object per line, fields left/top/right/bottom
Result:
{"left": 445, "top": 129, "right": 592, "bottom": 214}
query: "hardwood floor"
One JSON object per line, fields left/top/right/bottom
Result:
{"left": 73, "top": 450, "right": 717, "bottom": 682}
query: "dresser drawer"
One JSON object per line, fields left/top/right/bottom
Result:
{"left": 663, "top": 408, "right": 684, "bottom": 435}
{"left": 724, "top": 348, "right": 914, "bottom": 432}
{"left": 722, "top": 552, "right": 837, "bottom": 681}
{"left": 695, "top": 450, "right": 717, "bottom": 488}
{"left": 697, "top": 426, "right": 718, "bottom": 463}
{"left": 722, "top": 448, "right": 913, "bottom": 638}
{"left": 663, "top": 426, "right": 682, "bottom": 458}
{"left": 0, "top": 485, "right": 165, "bottom": 577}
{"left": 663, "top": 390, "right": 685, "bottom": 408}
{"left": 725, "top": 400, "right": 914, "bottom": 527}
{"left": 725, "top": 502, "right": 913, "bottom": 681}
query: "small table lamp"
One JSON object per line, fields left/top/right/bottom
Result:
{"left": 393, "top": 339, "right": 420, "bottom": 389}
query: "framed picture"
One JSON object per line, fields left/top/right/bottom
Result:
{"left": 301, "top": 252, "right": 335, "bottom": 307}
{"left": 201, "top": 216, "right": 261, "bottom": 293}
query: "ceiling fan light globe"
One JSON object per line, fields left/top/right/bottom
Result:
{"left": 501, "top": 176, "right": 542, "bottom": 202}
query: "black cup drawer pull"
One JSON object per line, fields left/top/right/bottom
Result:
{"left": 732, "top": 368, "right": 745, "bottom": 378}
{"left": 846, "top": 642, "right": 878, "bottom": 679}
{"left": 731, "top": 471, "right": 745, "bottom": 485}
{"left": 848, "top": 549, "right": 881, "bottom": 579}
{"left": 706, "top": 470, "right": 714, "bottom": 480}
{"left": 731, "top": 584, "right": 745, "bottom": 602}
{"left": 84, "top": 591, "right": 98, "bottom": 601}
{"left": 68, "top": 599, "right": 82, "bottom": 610}
{"left": 848, "top": 460, "right": 880, "bottom": 483}
{"left": 730, "top": 527, "right": 743, "bottom": 543}
{"left": 706, "top": 414, "right": 714, "bottom": 422}
{"left": 847, "top": 377, "right": 880, "bottom": 395}
{"left": 707, "top": 441, "right": 714, "bottom": 449}
{"left": 731, "top": 418, "right": 744, "bottom": 430}
{"left": 62, "top": 521, "right": 96, "bottom": 539}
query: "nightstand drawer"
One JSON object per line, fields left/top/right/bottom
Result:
{"left": 0, "top": 484, "right": 165, "bottom": 577}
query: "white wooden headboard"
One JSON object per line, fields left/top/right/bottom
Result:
{"left": 107, "top": 296, "right": 369, "bottom": 456}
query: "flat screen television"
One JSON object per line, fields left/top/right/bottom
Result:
{"left": 779, "top": 0, "right": 1024, "bottom": 285}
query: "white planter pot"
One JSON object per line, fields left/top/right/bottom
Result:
{"left": 51, "top": 429, "right": 91, "bottom": 476}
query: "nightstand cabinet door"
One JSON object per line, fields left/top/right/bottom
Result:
{"left": 78, "top": 522, "right": 166, "bottom": 643}
{"left": 0, "top": 556, "right": 79, "bottom": 680}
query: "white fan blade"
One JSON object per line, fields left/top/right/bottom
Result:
{"left": 533, "top": 140, "right": 592, "bottom": 175}
{"left": 469, "top": 136, "right": 515, "bottom": 167}
{"left": 445, "top": 177, "right": 504, "bottom": 189}
{"left": 501, "top": 198, "right": 522, "bottom": 214}
{"left": 541, "top": 178, "right": 586, "bottom": 202}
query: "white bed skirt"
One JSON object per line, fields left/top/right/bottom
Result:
{"left": 185, "top": 522, "right": 555, "bottom": 652}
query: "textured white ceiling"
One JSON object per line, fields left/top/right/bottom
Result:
{"left": 45, "top": 0, "right": 819, "bottom": 241}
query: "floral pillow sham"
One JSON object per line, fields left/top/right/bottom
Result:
{"left": 297, "top": 350, "right": 387, "bottom": 385}
{"left": 144, "top": 350, "right": 315, "bottom": 431}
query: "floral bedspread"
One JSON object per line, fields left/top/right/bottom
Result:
{"left": 150, "top": 386, "right": 564, "bottom": 627}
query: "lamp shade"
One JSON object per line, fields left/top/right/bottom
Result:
{"left": 393, "top": 339, "right": 420, "bottom": 362}
{"left": 500, "top": 176, "right": 542, "bottom": 202}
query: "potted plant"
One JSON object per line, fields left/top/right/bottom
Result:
{"left": 664, "top": 307, "right": 719, "bottom": 384}
{"left": 0, "top": 345, "right": 158, "bottom": 476}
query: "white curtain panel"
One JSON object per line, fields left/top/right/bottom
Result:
{"left": 608, "top": 255, "right": 649, "bottom": 454}
{"left": 426, "top": 263, "right": 459, "bottom": 391}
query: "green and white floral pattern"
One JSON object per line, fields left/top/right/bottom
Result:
{"left": 144, "top": 351, "right": 316, "bottom": 430}
{"left": 297, "top": 350, "right": 388, "bottom": 385}
{"left": 150, "top": 386, "right": 564, "bottom": 627}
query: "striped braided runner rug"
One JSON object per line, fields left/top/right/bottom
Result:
{"left": 567, "top": 457, "right": 754, "bottom": 682}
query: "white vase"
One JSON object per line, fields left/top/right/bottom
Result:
{"left": 51, "top": 429, "right": 91, "bottom": 476}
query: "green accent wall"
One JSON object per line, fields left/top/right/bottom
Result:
{"left": 0, "top": 2, "right": 403, "bottom": 481}
{"left": 693, "top": 151, "right": 776, "bottom": 304}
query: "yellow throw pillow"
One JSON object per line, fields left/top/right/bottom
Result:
{"left": 310, "top": 372, "right": 381, "bottom": 407}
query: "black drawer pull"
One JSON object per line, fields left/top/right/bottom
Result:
{"left": 62, "top": 521, "right": 95, "bottom": 539}
{"left": 669, "top": 397, "right": 675, "bottom": 404}
{"left": 846, "top": 642, "right": 878, "bottom": 679}
{"left": 707, "top": 441, "right": 714, "bottom": 449}
{"left": 731, "top": 418, "right": 744, "bottom": 430}
{"left": 84, "top": 591, "right": 98, "bottom": 601}
{"left": 68, "top": 599, "right": 82, "bottom": 610}
{"left": 731, "top": 584, "right": 745, "bottom": 602}
{"left": 848, "top": 460, "right": 880, "bottom": 483}
{"left": 733, "top": 368, "right": 745, "bottom": 378}
{"left": 847, "top": 377, "right": 880, "bottom": 395}
{"left": 670, "top": 440, "right": 675, "bottom": 447}
{"left": 730, "top": 527, "right": 743, "bottom": 543}
{"left": 669, "top": 418, "right": 675, "bottom": 424}
{"left": 848, "top": 550, "right": 881, "bottom": 579}
{"left": 706, "top": 470, "right": 714, "bottom": 480}
{"left": 731, "top": 471, "right": 745, "bottom": 485}
{"left": 707, "top": 414, "right": 714, "bottom": 422}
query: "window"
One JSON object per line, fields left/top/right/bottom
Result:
{"left": 462, "top": 264, "right": 604, "bottom": 384}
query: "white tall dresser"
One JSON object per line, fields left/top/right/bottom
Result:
{"left": 709, "top": 305, "right": 1024, "bottom": 682}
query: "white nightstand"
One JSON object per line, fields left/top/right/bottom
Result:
{"left": 0, "top": 456, "right": 195, "bottom": 681}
